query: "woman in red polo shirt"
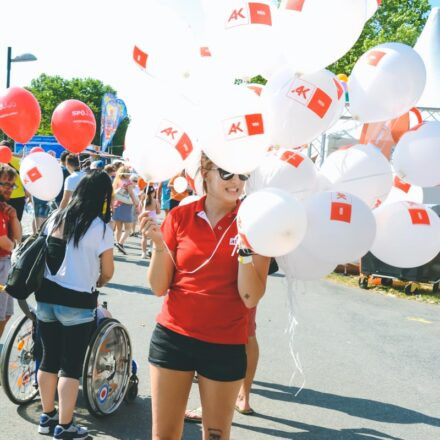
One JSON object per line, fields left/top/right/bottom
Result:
{"left": 140, "top": 153, "right": 270, "bottom": 440}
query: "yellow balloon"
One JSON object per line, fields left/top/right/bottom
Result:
{"left": 337, "top": 73, "right": 349, "bottom": 83}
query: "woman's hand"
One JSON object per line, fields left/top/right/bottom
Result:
{"left": 139, "top": 211, "right": 164, "bottom": 244}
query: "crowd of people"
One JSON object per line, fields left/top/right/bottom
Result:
{"left": 0, "top": 140, "right": 271, "bottom": 440}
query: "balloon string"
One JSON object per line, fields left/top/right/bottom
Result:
{"left": 162, "top": 216, "right": 238, "bottom": 275}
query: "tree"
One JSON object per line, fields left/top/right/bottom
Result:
{"left": 26, "top": 74, "right": 121, "bottom": 146}
{"left": 329, "top": 0, "right": 431, "bottom": 75}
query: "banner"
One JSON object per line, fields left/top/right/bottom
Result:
{"left": 101, "top": 93, "right": 127, "bottom": 152}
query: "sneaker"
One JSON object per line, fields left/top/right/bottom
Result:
{"left": 53, "top": 423, "right": 88, "bottom": 439}
{"left": 147, "top": 250, "right": 152, "bottom": 258}
{"left": 38, "top": 411, "right": 59, "bottom": 435}
{"left": 140, "top": 252, "right": 147, "bottom": 259}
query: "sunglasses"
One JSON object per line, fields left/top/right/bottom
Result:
{"left": 210, "top": 168, "right": 250, "bottom": 182}
{"left": 0, "top": 182, "right": 17, "bottom": 190}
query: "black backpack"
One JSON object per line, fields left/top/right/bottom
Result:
{"left": 5, "top": 225, "right": 48, "bottom": 300}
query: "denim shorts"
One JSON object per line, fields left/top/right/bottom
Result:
{"left": 36, "top": 302, "right": 95, "bottom": 327}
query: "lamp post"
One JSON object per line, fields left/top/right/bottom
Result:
{"left": 6, "top": 46, "right": 37, "bottom": 88}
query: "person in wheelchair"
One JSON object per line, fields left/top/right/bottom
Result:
{"left": 34, "top": 171, "right": 114, "bottom": 439}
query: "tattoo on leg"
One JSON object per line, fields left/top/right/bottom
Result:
{"left": 208, "top": 428, "right": 223, "bottom": 440}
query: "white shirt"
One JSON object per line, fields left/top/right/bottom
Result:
{"left": 65, "top": 171, "right": 86, "bottom": 192}
{"left": 44, "top": 217, "right": 114, "bottom": 293}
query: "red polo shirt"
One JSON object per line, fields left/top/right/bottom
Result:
{"left": 157, "top": 196, "right": 249, "bottom": 344}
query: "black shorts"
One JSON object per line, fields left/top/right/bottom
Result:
{"left": 149, "top": 324, "right": 246, "bottom": 382}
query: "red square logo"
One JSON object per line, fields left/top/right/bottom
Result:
{"left": 333, "top": 78, "right": 343, "bottom": 100}
{"left": 200, "top": 46, "right": 212, "bottom": 57}
{"left": 280, "top": 151, "right": 304, "bottom": 168}
{"left": 133, "top": 45, "right": 148, "bottom": 69}
{"left": 408, "top": 208, "right": 430, "bottom": 225}
{"left": 27, "top": 167, "right": 42, "bottom": 183}
{"left": 394, "top": 176, "right": 411, "bottom": 193}
{"left": 330, "top": 202, "right": 352, "bottom": 223}
{"left": 175, "top": 133, "right": 193, "bottom": 160}
{"left": 284, "top": 0, "right": 305, "bottom": 11}
{"left": 367, "top": 50, "right": 386, "bottom": 67}
{"left": 245, "top": 114, "right": 264, "bottom": 136}
{"left": 249, "top": 2, "right": 272, "bottom": 25}
{"left": 308, "top": 88, "right": 332, "bottom": 119}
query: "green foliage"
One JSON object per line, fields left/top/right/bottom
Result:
{"left": 26, "top": 74, "right": 117, "bottom": 145}
{"left": 329, "top": 0, "right": 431, "bottom": 75}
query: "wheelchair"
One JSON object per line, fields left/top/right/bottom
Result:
{"left": 0, "top": 305, "right": 139, "bottom": 417}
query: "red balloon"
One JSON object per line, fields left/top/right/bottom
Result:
{"left": 0, "top": 87, "right": 41, "bottom": 143}
{"left": 30, "top": 146, "right": 44, "bottom": 154}
{"left": 51, "top": 99, "right": 96, "bottom": 153}
{"left": 0, "top": 146, "right": 12, "bottom": 163}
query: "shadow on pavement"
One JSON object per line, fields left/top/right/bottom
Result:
{"left": 15, "top": 393, "right": 202, "bottom": 440}
{"left": 234, "top": 415, "right": 403, "bottom": 440}
{"left": 253, "top": 380, "right": 440, "bottom": 427}
{"left": 106, "top": 282, "right": 153, "bottom": 296}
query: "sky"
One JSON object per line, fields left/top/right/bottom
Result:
{"left": 0, "top": 0, "right": 439, "bottom": 106}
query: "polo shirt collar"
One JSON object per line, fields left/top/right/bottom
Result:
{"left": 195, "top": 195, "right": 241, "bottom": 218}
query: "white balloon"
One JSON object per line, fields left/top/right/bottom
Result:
{"left": 237, "top": 188, "right": 307, "bottom": 257}
{"left": 349, "top": 43, "right": 426, "bottom": 123}
{"left": 173, "top": 176, "right": 188, "bottom": 194}
{"left": 184, "top": 147, "right": 205, "bottom": 196}
{"left": 247, "top": 148, "right": 317, "bottom": 200}
{"left": 276, "top": 245, "right": 336, "bottom": 281}
{"left": 302, "top": 191, "right": 377, "bottom": 264}
{"left": 366, "top": 0, "right": 380, "bottom": 20}
{"left": 319, "top": 144, "right": 393, "bottom": 208}
{"left": 198, "top": 85, "right": 269, "bottom": 174}
{"left": 202, "top": 0, "right": 280, "bottom": 79}
{"left": 371, "top": 201, "right": 440, "bottom": 268}
{"left": 276, "top": 0, "right": 367, "bottom": 75}
{"left": 179, "top": 195, "right": 201, "bottom": 206}
{"left": 392, "top": 122, "right": 440, "bottom": 188}
{"left": 262, "top": 68, "right": 340, "bottom": 148}
{"left": 381, "top": 175, "right": 423, "bottom": 206}
{"left": 129, "top": 1, "right": 198, "bottom": 83}
{"left": 328, "top": 77, "right": 346, "bottom": 129}
{"left": 20, "top": 152, "right": 63, "bottom": 201}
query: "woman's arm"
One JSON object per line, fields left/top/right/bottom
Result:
{"left": 237, "top": 254, "right": 271, "bottom": 308}
{"left": 97, "top": 248, "right": 114, "bottom": 287}
{"left": 139, "top": 212, "right": 175, "bottom": 296}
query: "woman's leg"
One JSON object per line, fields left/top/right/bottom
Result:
{"left": 114, "top": 220, "right": 123, "bottom": 243}
{"left": 150, "top": 365, "right": 194, "bottom": 440}
{"left": 198, "top": 375, "right": 242, "bottom": 440}
{"left": 236, "top": 336, "right": 259, "bottom": 412}
{"left": 37, "top": 320, "right": 63, "bottom": 413}
{"left": 58, "top": 320, "right": 94, "bottom": 424}
{"left": 120, "top": 222, "right": 132, "bottom": 245}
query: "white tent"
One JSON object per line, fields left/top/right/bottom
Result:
{"left": 415, "top": 7, "right": 440, "bottom": 108}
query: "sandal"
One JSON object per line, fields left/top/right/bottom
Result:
{"left": 235, "top": 405, "right": 255, "bottom": 416}
{"left": 184, "top": 407, "right": 202, "bottom": 424}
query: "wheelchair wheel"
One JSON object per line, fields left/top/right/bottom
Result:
{"left": 82, "top": 319, "right": 132, "bottom": 416}
{"left": 0, "top": 315, "right": 39, "bottom": 404}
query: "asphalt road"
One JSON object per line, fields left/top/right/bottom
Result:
{"left": 0, "top": 236, "right": 439, "bottom": 440}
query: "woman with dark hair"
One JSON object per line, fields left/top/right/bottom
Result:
{"left": 35, "top": 171, "right": 114, "bottom": 440}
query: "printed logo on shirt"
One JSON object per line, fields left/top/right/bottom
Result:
{"left": 156, "top": 119, "right": 194, "bottom": 160}
{"left": 226, "top": 2, "right": 272, "bottom": 28}
{"left": 286, "top": 78, "right": 332, "bottom": 119}
{"left": 223, "top": 113, "right": 264, "bottom": 140}
{"left": 230, "top": 236, "right": 239, "bottom": 246}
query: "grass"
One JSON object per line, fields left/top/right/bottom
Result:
{"left": 326, "top": 272, "right": 440, "bottom": 305}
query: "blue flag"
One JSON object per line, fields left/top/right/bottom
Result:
{"left": 101, "top": 93, "right": 127, "bottom": 152}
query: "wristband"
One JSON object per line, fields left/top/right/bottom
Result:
{"left": 238, "top": 248, "right": 254, "bottom": 257}
{"left": 238, "top": 255, "right": 253, "bottom": 265}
